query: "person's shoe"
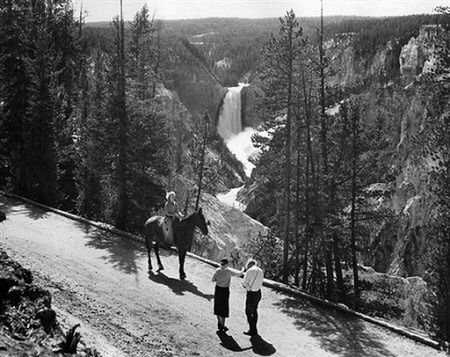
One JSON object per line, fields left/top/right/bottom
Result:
{"left": 243, "top": 330, "right": 256, "bottom": 336}
{"left": 222, "top": 326, "right": 229, "bottom": 332}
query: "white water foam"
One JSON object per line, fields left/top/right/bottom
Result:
{"left": 216, "top": 83, "right": 260, "bottom": 210}
{"left": 226, "top": 127, "right": 259, "bottom": 178}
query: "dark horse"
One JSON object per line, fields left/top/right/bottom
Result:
{"left": 144, "top": 208, "right": 209, "bottom": 280}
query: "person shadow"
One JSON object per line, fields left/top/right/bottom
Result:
{"left": 250, "top": 335, "right": 276, "bottom": 356}
{"left": 216, "top": 331, "right": 252, "bottom": 352}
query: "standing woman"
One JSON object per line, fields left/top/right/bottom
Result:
{"left": 212, "top": 258, "right": 244, "bottom": 332}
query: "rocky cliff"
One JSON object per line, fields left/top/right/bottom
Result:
{"left": 327, "top": 25, "right": 448, "bottom": 279}
{"left": 191, "top": 191, "right": 268, "bottom": 268}
{"left": 240, "top": 25, "right": 448, "bottom": 280}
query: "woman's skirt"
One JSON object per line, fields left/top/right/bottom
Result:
{"left": 214, "top": 286, "right": 230, "bottom": 317}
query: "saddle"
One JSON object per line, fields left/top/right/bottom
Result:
{"left": 162, "top": 216, "right": 179, "bottom": 247}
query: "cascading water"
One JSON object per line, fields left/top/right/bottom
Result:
{"left": 216, "top": 83, "right": 260, "bottom": 210}
{"left": 217, "top": 83, "right": 246, "bottom": 140}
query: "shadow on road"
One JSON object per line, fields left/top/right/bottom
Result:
{"left": 0, "top": 198, "right": 49, "bottom": 221}
{"left": 148, "top": 271, "right": 214, "bottom": 301}
{"left": 216, "top": 331, "right": 252, "bottom": 352}
{"left": 274, "top": 295, "right": 396, "bottom": 357}
{"left": 250, "top": 335, "right": 276, "bottom": 356}
{"left": 79, "top": 223, "right": 146, "bottom": 276}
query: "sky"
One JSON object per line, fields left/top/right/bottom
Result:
{"left": 74, "top": 0, "right": 448, "bottom": 22}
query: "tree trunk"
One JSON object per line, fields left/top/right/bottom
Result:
{"left": 116, "top": 0, "right": 128, "bottom": 229}
{"left": 282, "top": 16, "right": 294, "bottom": 284}
{"left": 331, "top": 181, "right": 344, "bottom": 300}
{"left": 318, "top": 0, "right": 334, "bottom": 298}
{"left": 152, "top": 25, "right": 161, "bottom": 99}
{"left": 293, "top": 98, "right": 302, "bottom": 287}
{"left": 350, "top": 104, "right": 359, "bottom": 309}
{"left": 300, "top": 60, "right": 313, "bottom": 291}
{"left": 195, "top": 143, "right": 205, "bottom": 211}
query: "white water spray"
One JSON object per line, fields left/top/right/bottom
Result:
{"left": 216, "top": 83, "right": 260, "bottom": 210}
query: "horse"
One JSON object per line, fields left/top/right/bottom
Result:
{"left": 144, "top": 207, "right": 209, "bottom": 280}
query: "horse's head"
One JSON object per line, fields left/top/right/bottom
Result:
{"left": 193, "top": 207, "right": 209, "bottom": 236}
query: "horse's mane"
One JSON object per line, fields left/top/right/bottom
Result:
{"left": 181, "top": 210, "right": 200, "bottom": 223}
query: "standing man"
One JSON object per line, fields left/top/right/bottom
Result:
{"left": 242, "top": 258, "right": 264, "bottom": 336}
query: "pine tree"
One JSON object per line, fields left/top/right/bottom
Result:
{"left": 257, "top": 10, "right": 305, "bottom": 283}
{"left": 0, "top": 0, "right": 78, "bottom": 205}
{"left": 0, "top": 0, "right": 30, "bottom": 192}
{"left": 191, "top": 111, "right": 215, "bottom": 210}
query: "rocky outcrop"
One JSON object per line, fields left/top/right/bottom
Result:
{"left": 359, "top": 26, "right": 448, "bottom": 278}
{"left": 356, "top": 91, "right": 435, "bottom": 278}
{"left": 191, "top": 191, "right": 268, "bottom": 268}
{"left": 215, "top": 57, "right": 232, "bottom": 69}
{"left": 399, "top": 25, "right": 446, "bottom": 84}
{"left": 326, "top": 35, "right": 402, "bottom": 87}
{"left": 352, "top": 266, "right": 431, "bottom": 331}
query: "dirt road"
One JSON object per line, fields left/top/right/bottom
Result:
{"left": 0, "top": 196, "right": 445, "bottom": 357}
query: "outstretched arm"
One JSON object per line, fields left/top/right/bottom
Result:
{"left": 231, "top": 267, "right": 245, "bottom": 278}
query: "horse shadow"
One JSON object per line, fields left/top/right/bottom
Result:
{"left": 250, "top": 335, "right": 276, "bottom": 356}
{"left": 148, "top": 271, "right": 214, "bottom": 301}
{"left": 216, "top": 331, "right": 252, "bottom": 352}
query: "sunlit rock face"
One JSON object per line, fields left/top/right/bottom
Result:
{"left": 353, "top": 266, "right": 431, "bottom": 331}
{"left": 325, "top": 35, "right": 402, "bottom": 87}
{"left": 329, "top": 26, "right": 448, "bottom": 279}
{"left": 190, "top": 192, "right": 268, "bottom": 269}
{"left": 359, "top": 26, "right": 447, "bottom": 278}
{"left": 399, "top": 25, "right": 446, "bottom": 84}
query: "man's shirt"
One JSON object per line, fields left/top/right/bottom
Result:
{"left": 243, "top": 265, "right": 264, "bottom": 292}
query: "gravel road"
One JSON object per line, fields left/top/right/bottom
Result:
{"left": 0, "top": 196, "right": 446, "bottom": 357}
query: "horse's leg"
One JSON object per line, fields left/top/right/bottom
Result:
{"left": 178, "top": 250, "right": 186, "bottom": 280}
{"left": 154, "top": 242, "right": 164, "bottom": 271}
{"left": 145, "top": 231, "right": 153, "bottom": 274}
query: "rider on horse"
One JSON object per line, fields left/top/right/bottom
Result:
{"left": 164, "top": 191, "right": 183, "bottom": 244}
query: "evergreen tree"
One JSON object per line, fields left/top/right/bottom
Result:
{"left": 0, "top": 0, "right": 78, "bottom": 205}
{"left": 191, "top": 111, "right": 215, "bottom": 210}
{"left": 256, "top": 10, "right": 305, "bottom": 283}
{"left": 0, "top": 0, "right": 30, "bottom": 192}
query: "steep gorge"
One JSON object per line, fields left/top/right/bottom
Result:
{"left": 240, "top": 25, "right": 447, "bottom": 280}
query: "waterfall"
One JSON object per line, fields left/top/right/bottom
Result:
{"left": 217, "top": 83, "right": 247, "bottom": 141}
{"left": 216, "top": 83, "right": 260, "bottom": 179}
{"left": 216, "top": 83, "right": 260, "bottom": 210}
